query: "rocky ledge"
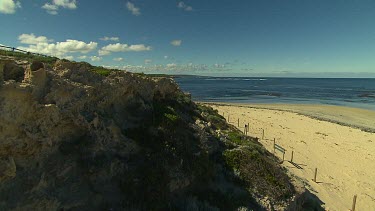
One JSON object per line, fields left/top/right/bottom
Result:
{"left": 0, "top": 58, "right": 323, "bottom": 210}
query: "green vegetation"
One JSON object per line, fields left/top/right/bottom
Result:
{"left": 91, "top": 67, "right": 112, "bottom": 76}
{"left": 196, "top": 103, "right": 295, "bottom": 202}
{"left": 0, "top": 49, "right": 58, "bottom": 64}
{"left": 123, "top": 101, "right": 295, "bottom": 209}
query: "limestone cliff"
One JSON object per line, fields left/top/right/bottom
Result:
{"left": 0, "top": 58, "right": 323, "bottom": 210}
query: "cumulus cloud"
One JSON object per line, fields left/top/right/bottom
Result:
{"left": 126, "top": 2, "right": 140, "bottom": 16}
{"left": 177, "top": 2, "right": 192, "bottom": 11}
{"left": 78, "top": 55, "right": 87, "bottom": 59}
{"left": 100, "top": 36, "right": 120, "bottom": 42}
{"left": 144, "top": 59, "right": 152, "bottom": 64}
{"left": 18, "top": 34, "right": 53, "bottom": 45}
{"left": 166, "top": 63, "right": 177, "bottom": 68}
{"left": 114, "top": 63, "right": 224, "bottom": 73}
{"left": 99, "top": 43, "right": 152, "bottom": 56}
{"left": 213, "top": 63, "right": 226, "bottom": 68}
{"left": 42, "top": 0, "right": 77, "bottom": 15}
{"left": 113, "top": 57, "right": 124, "bottom": 62}
{"left": 170, "top": 40, "right": 182, "bottom": 46}
{"left": 90, "top": 56, "right": 102, "bottom": 62}
{"left": 18, "top": 34, "right": 98, "bottom": 57}
{"left": 164, "top": 55, "right": 169, "bottom": 59}
{"left": 0, "top": 0, "right": 21, "bottom": 14}
{"left": 63, "top": 55, "right": 74, "bottom": 60}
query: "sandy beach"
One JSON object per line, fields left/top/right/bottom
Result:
{"left": 205, "top": 103, "right": 375, "bottom": 211}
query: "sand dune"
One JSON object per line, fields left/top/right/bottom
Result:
{"left": 205, "top": 103, "right": 375, "bottom": 211}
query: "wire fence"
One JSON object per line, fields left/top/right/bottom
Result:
{"left": 223, "top": 113, "right": 360, "bottom": 210}
{"left": 0, "top": 44, "right": 50, "bottom": 58}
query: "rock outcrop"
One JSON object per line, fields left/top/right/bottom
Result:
{"left": 0, "top": 58, "right": 323, "bottom": 210}
{"left": 0, "top": 60, "right": 25, "bottom": 82}
{"left": 0, "top": 59, "right": 191, "bottom": 210}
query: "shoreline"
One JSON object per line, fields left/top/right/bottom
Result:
{"left": 201, "top": 102, "right": 375, "bottom": 133}
{"left": 206, "top": 103, "right": 375, "bottom": 210}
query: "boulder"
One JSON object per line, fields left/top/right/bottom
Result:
{"left": 30, "top": 61, "right": 44, "bottom": 72}
{"left": 3, "top": 62, "right": 24, "bottom": 82}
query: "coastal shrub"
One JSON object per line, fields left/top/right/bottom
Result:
{"left": 91, "top": 67, "right": 112, "bottom": 76}
{"left": 196, "top": 104, "right": 228, "bottom": 129}
{"left": 176, "top": 93, "right": 191, "bottom": 105}
{"left": 223, "top": 147, "right": 294, "bottom": 201}
{"left": 164, "top": 113, "right": 179, "bottom": 122}
{"left": 0, "top": 49, "right": 58, "bottom": 64}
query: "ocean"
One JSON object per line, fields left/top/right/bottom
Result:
{"left": 174, "top": 76, "right": 375, "bottom": 111}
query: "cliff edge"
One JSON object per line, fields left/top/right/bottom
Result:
{"left": 0, "top": 56, "right": 323, "bottom": 210}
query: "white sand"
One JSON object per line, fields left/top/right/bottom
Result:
{"left": 206, "top": 103, "right": 375, "bottom": 211}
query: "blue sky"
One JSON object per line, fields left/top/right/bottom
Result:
{"left": 1, "top": 0, "right": 375, "bottom": 77}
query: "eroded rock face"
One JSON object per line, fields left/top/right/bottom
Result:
{"left": 30, "top": 61, "right": 44, "bottom": 71}
{"left": 2, "top": 61, "right": 24, "bottom": 82}
{"left": 0, "top": 59, "right": 190, "bottom": 210}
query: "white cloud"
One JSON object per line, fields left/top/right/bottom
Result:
{"left": 113, "top": 57, "right": 124, "bottom": 62}
{"left": 99, "top": 43, "right": 152, "bottom": 56}
{"left": 42, "top": 0, "right": 77, "bottom": 15}
{"left": 166, "top": 63, "right": 177, "bottom": 68}
{"left": 98, "top": 50, "right": 111, "bottom": 56}
{"left": 0, "top": 0, "right": 21, "bottom": 14}
{"left": 90, "top": 56, "right": 102, "bottom": 62}
{"left": 214, "top": 64, "right": 225, "bottom": 68}
{"left": 53, "top": 0, "right": 77, "bottom": 9}
{"left": 100, "top": 36, "right": 120, "bottom": 42}
{"left": 170, "top": 40, "right": 182, "bottom": 46}
{"left": 144, "top": 59, "right": 152, "bottom": 64}
{"left": 117, "top": 63, "right": 221, "bottom": 73}
{"left": 164, "top": 55, "right": 169, "bottom": 59}
{"left": 126, "top": 2, "right": 140, "bottom": 16}
{"left": 177, "top": 2, "right": 192, "bottom": 11}
{"left": 63, "top": 55, "right": 74, "bottom": 60}
{"left": 42, "top": 4, "right": 58, "bottom": 15}
{"left": 78, "top": 55, "right": 87, "bottom": 59}
{"left": 18, "top": 33, "right": 53, "bottom": 45}
{"left": 18, "top": 34, "right": 98, "bottom": 57}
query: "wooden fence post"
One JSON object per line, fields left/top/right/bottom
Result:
{"left": 313, "top": 168, "right": 318, "bottom": 182}
{"left": 273, "top": 138, "right": 276, "bottom": 154}
{"left": 228, "top": 115, "right": 230, "bottom": 122}
{"left": 262, "top": 129, "right": 265, "bottom": 139}
{"left": 237, "top": 118, "right": 239, "bottom": 127}
{"left": 290, "top": 151, "right": 294, "bottom": 163}
{"left": 351, "top": 195, "right": 357, "bottom": 211}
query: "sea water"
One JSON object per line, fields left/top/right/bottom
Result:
{"left": 174, "top": 76, "right": 375, "bottom": 111}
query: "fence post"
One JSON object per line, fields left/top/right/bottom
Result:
{"left": 351, "top": 195, "right": 357, "bottom": 211}
{"left": 237, "top": 118, "right": 239, "bottom": 127}
{"left": 262, "top": 129, "right": 265, "bottom": 139}
{"left": 313, "top": 168, "right": 318, "bottom": 182}
{"left": 228, "top": 115, "right": 230, "bottom": 122}
{"left": 273, "top": 138, "right": 276, "bottom": 154}
{"left": 282, "top": 152, "right": 285, "bottom": 162}
{"left": 290, "top": 151, "right": 294, "bottom": 163}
